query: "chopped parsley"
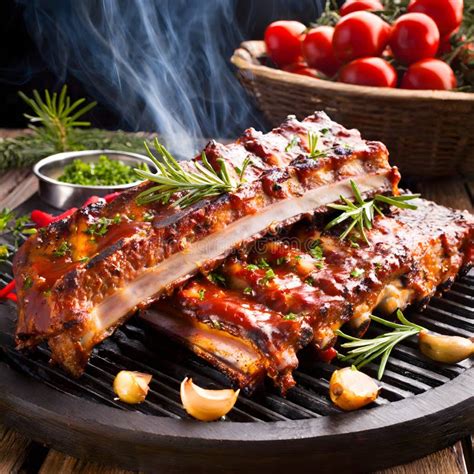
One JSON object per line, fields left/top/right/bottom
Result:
{"left": 243, "top": 287, "right": 253, "bottom": 295}
{"left": 276, "top": 257, "right": 288, "bottom": 266}
{"left": 198, "top": 288, "right": 206, "bottom": 301}
{"left": 208, "top": 272, "right": 226, "bottom": 286}
{"left": 309, "top": 239, "right": 324, "bottom": 261}
{"left": 350, "top": 240, "right": 360, "bottom": 249}
{"left": 320, "top": 128, "right": 329, "bottom": 135}
{"left": 259, "top": 268, "right": 276, "bottom": 286}
{"left": 58, "top": 155, "right": 148, "bottom": 186}
{"left": 43, "top": 289, "right": 52, "bottom": 297}
{"left": 285, "top": 135, "right": 300, "bottom": 152}
{"left": 246, "top": 264, "right": 260, "bottom": 271}
{"left": 85, "top": 214, "right": 121, "bottom": 237}
{"left": 305, "top": 276, "right": 314, "bottom": 286}
{"left": 52, "top": 241, "right": 72, "bottom": 258}
{"left": 350, "top": 268, "right": 365, "bottom": 278}
{"left": 211, "top": 320, "right": 223, "bottom": 330}
{"left": 142, "top": 211, "right": 154, "bottom": 222}
{"left": 374, "top": 262, "right": 383, "bottom": 271}
{"left": 23, "top": 275, "right": 33, "bottom": 289}
{"left": 283, "top": 313, "right": 298, "bottom": 320}
{"left": 78, "top": 256, "right": 90, "bottom": 263}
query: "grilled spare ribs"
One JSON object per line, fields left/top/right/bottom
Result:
{"left": 14, "top": 112, "right": 399, "bottom": 376}
{"left": 142, "top": 198, "right": 473, "bottom": 393}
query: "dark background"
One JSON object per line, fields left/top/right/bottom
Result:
{"left": 0, "top": 0, "right": 326, "bottom": 132}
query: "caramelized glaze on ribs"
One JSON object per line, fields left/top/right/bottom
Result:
{"left": 142, "top": 198, "right": 473, "bottom": 393}
{"left": 14, "top": 112, "right": 398, "bottom": 376}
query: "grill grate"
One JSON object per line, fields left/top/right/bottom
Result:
{"left": 1, "top": 268, "right": 472, "bottom": 422}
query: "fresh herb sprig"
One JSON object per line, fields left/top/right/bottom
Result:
{"left": 135, "top": 138, "right": 242, "bottom": 208}
{"left": 307, "top": 131, "right": 326, "bottom": 159}
{"left": 18, "top": 85, "right": 97, "bottom": 152}
{"left": 336, "top": 310, "right": 425, "bottom": 379}
{"left": 326, "top": 180, "right": 419, "bottom": 244}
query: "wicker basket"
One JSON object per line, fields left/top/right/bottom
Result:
{"left": 231, "top": 41, "right": 474, "bottom": 178}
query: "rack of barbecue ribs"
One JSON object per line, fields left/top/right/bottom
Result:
{"left": 13, "top": 112, "right": 473, "bottom": 393}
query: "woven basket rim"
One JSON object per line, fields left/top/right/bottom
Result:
{"left": 231, "top": 40, "right": 474, "bottom": 103}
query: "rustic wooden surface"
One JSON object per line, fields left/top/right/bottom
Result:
{"left": 0, "top": 128, "right": 472, "bottom": 473}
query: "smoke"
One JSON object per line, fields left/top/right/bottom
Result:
{"left": 17, "top": 0, "right": 266, "bottom": 157}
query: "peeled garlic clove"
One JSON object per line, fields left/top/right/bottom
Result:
{"left": 329, "top": 366, "right": 379, "bottom": 411}
{"left": 418, "top": 331, "right": 474, "bottom": 364}
{"left": 180, "top": 377, "right": 239, "bottom": 421}
{"left": 113, "top": 370, "right": 152, "bottom": 404}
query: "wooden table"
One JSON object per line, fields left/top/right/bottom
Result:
{"left": 0, "top": 129, "right": 472, "bottom": 473}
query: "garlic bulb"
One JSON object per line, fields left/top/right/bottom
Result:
{"left": 180, "top": 377, "right": 239, "bottom": 421}
{"left": 329, "top": 366, "right": 380, "bottom": 411}
{"left": 113, "top": 370, "right": 152, "bottom": 404}
{"left": 418, "top": 331, "right": 474, "bottom": 364}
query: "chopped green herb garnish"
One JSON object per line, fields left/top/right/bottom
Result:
{"left": 350, "top": 268, "right": 364, "bottom": 278}
{"left": 259, "top": 268, "right": 276, "bottom": 286}
{"left": 58, "top": 154, "right": 148, "bottom": 186}
{"left": 276, "top": 257, "right": 288, "bottom": 266}
{"left": 52, "top": 241, "right": 72, "bottom": 258}
{"left": 23, "top": 275, "right": 33, "bottom": 289}
{"left": 309, "top": 239, "right": 324, "bottom": 260}
{"left": 208, "top": 272, "right": 226, "bottom": 286}
{"left": 285, "top": 135, "right": 300, "bottom": 152}
{"left": 243, "top": 287, "right": 253, "bottom": 295}
{"left": 78, "top": 256, "right": 90, "bottom": 263}
{"left": 211, "top": 320, "right": 223, "bottom": 330}
{"left": 320, "top": 128, "right": 329, "bottom": 135}
{"left": 294, "top": 255, "right": 302, "bottom": 261}
{"left": 85, "top": 214, "right": 121, "bottom": 237}
{"left": 198, "top": 288, "right": 206, "bottom": 301}
{"left": 350, "top": 240, "right": 360, "bottom": 249}
{"left": 283, "top": 313, "right": 298, "bottom": 321}
{"left": 246, "top": 264, "right": 260, "bottom": 271}
{"left": 0, "top": 245, "right": 9, "bottom": 264}
{"left": 257, "top": 258, "right": 271, "bottom": 269}
{"left": 43, "top": 289, "right": 52, "bottom": 297}
{"left": 305, "top": 276, "right": 314, "bottom": 286}
{"left": 142, "top": 211, "right": 154, "bottom": 222}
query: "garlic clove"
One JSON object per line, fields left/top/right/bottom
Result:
{"left": 180, "top": 377, "right": 240, "bottom": 421}
{"left": 418, "top": 331, "right": 474, "bottom": 364}
{"left": 113, "top": 370, "right": 152, "bottom": 404}
{"left": 329, "top": 366, "right": 380, "bottom": 411}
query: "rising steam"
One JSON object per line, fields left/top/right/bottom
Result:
{"left": 18, "top": 0, "right": 265, "bottom": 157}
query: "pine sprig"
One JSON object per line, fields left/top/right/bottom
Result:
{"left": 135, "top": 138, "right": 241, "bottom": 208}
{"left": 336, "top": 309, "right": 426, "bottom": 379}
{"left": 18, "top": 85, "right": 97, "bottom": 152}
{"left": 325, "top": 180, "right": 420, "bottom": 244}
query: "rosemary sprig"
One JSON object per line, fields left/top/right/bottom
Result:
{"left": 337, "top": 310, "right": 426, "bottom": 379}
{"left": 307, "top": 131, "right": 326, "bottom": 159}
{"left": 325, "top": 180, "right": 420, "bottom": 244}
{"left": 135, "top": 138, "right": 242, "bottom": 208}
{"left": 18, "top": 85, "right": 97, "bottom": 152}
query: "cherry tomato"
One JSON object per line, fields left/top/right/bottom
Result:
{"left": 389, "top": 13, "right": 440, "bottom": 65}
{"left": 338, "top": 57, "right": 397, "bottom": 87}
{"left": 332, "top": 11, "right": 390, "bottom": 63}
{"left": 282, "top": 61, "right": 308, "bottom": 73}
{"left": 264, "top": 20, "right": 306, "bottom": 67}
{"left": 401, "top": 58, "right": 456, "bottom": 90}
{"left": 302, "top": 26, "right": 341, "bottom": 76}
{"left": 293, "top": 66, "right": 322, "bottom": 78}
{"left": 408, "top": 0, "right": 463, "bottom": 37}
{"left": 340, "top": 0, "right": 384, "bottom": 16}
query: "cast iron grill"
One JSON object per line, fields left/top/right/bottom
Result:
{"left": 0, "top": 258, "right": 472, "bottom": 422}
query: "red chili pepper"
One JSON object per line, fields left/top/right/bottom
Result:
{"left": 318, "top": 346, "right": 338, "bottom": 363}
{"left": 0, "top": 280, "right": 16, "bottom": 299}
{"left": 82, "top": 195, "right": 104, "bottom": 207}
{"left": 6, "top": 293, "right": 17, "bottom": 303}
{"left": 104, "top": 192, "right": 121, "bottom": 203}
{"left": 31, "top": 209, "right": 54, "bottom": 227}
{"left": 51, "top": 207, "right": 78, "bottom": 223}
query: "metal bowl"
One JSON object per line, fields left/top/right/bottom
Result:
{"left": 33, "top": 150, "right": 156, "bottom": 210}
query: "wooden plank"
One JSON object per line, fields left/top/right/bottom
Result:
{"left": 414, "top": 177, "right": 473, "bottom": 212}
{"left": 39, "top": 450, "right": 137, "bottom": 474}
{"left": 0, "top": 169, "right": 37, "bottom": 209}
{"left": 377, "top": 442, "right": 467, "bottom": 474}
{"left": 0, "top": 424, "right": 31, "bottom": 473}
